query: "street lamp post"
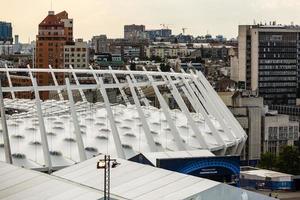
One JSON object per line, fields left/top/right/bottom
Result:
{"left": 97, "top": 155, "right": 120, "bottom": 200}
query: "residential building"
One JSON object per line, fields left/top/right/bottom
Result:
{"left": 35, "top": 10, "right": 73, "bottom": 99}
{"left": 124, "top": 24, "right": 146, "bottom": 40}
{"left": 91, "top": 37, "right": 148, "bottom": 60}
{"left": 94, "top": 53, "right": 124, "bottom": 69}
{"left": 64, "top": 39, "right": 88, "bottom": 68}
{"left": 235, "top": 24, "right": 300, "bottom": 105}
{"left": 146, "top": 42, "right": 189, "bottom": 59}
{"left": 92, "top": 34, "right": 108, "bottom": 53}
{"left": 0, "top": 21, "right": 13, "bottom": 44}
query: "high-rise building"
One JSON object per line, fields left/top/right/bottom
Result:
{"left": 124, "top": 24, "right": 146, "bottom": 40}
{"left": 233, "top": 24, "right": 300, "bottom": 105}
{"left": 35, "top": 11, "right": 73, "bottom": 99}
{"left": 0, "top": 21, "right": 13, "bottom": 44}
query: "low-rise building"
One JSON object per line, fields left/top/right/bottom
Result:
{"left": 219, "top": 91, "right": 299, "bottom": 163}
{"left": 146, "top": 42, "right": 189, "bottom": 59}
{"left": 64, "top": 39, "right": 88, "bottom": 68}
{"left": 262, "top": 111, "right": 299, "bottom": 155}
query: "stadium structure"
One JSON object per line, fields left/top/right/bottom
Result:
{"left": 0, "top": 65, "right": 277, "bottom": 200}
{"left": 0, "top": 65, "right": 247, "bottom": 170}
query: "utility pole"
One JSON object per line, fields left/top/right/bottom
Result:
{"left": 97, "top": 155, "right": 120, "bottom": 200}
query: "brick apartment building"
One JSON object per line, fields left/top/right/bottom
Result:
{"left": 35, "top": 10, "right": 73, "bottom": 99}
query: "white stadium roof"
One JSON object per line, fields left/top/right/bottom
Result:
{"left": 0, "top": 157, "right": 274, "bottom": 200}
{"left": 53, "top": 154, "right": 274, "bottom": 200}
{"left": 0, "top": 161, "right": 125, "bottom": 200}
{"left": 0, "top": 66, "right": 247, "bottom": 171}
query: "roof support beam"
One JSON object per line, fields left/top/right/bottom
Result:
{"left": 126, "top": 66, "right": 150, "bottom": 107}
{"left": 142, "top": 67, "right": 186, "bottom": 151}
{"left": 188, "top": 72, "right": 237, "bottom": 154}
{"left": 126, "top": 76, "right": 157, "bottom": 152}
{"left": 157, "top": 67, "right": 208, "bottom": 149}
{"left": 65, "top": 78, "right": 87, "bottom": 162}
{"left": 177, "top": 73, "right": 225, "bottom": 153}
{"left": 89, "top": 66, "right": 125, "bottom": 158}
{"left": 97, "top": 77, "right": 126, "bottom": 158}
{"left": 0, "top": 81, "right": 12, "bottom": 164}
{"left": 32, "top": 77, "right": 52, "bottom": 172}
{"left": 194, "top": 70, "right": 247, "bottom": 154}
{"left": 49, "top": 65, "right": 64, "bottom": 101}
{"left": 108, "top": 66, "right": 130, "bottom": 105}
{"left": 69, "top": 65, "right": 87, "bottom": 102}
{"left": 4, "top": 64, "right": 15, "bottom": 99}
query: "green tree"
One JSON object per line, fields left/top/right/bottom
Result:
{"left": 259, "top": 152, "right": 277, "bottom": 170}
{"left": 277, "top": 146, "right": 300, "bottom": 175}
{"left": 160, "top": 63, "right": 171, "bottom": 72}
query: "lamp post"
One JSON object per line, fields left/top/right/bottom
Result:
{"left": 97, "top": 155, "right": 120, "bottom": 200}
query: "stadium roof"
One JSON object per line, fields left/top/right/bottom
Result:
{"left": 0, "top": 161, "right": 125, "bottom": 200}
{"left": 53, "top": 154, "right": 274, "bottom": 200}
{"left": 0, "top": 65, "right": 247, "bottom": 171}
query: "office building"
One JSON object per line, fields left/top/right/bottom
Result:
{"left": 0, "top": 21, "right": 13, "bottom": 44}
{"left": 35, "top": 10, "right": 73, "bottom": 99}
{"left": 234, "top": 24, "right": 300, "bottom": 105}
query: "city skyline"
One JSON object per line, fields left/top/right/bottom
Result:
{"left": 2, "top": 0, "right": 300, "bottom": 42}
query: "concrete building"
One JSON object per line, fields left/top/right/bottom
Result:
{"left": 270, "top": 105, "right": 300, "bottom": 125}
{"left": 262, "top": 111, "right": 299, "bottom": 155}
{"left": 146, "top": 42, "right": 189, "bottom": 59}
{"left": 64, "top": 39, "right": 88, "bottom": 68}
{"left": 35, "top": 10, "right": 73, "bottom": 99}
{"left": 219, "top": 91, "right": 300, "bottom": 161}
{"left": 93, "top": 53, "right": 124, "bottom": 69}
{"left": 124, "top": 24, "right": 146, "bottom": 40}
{"left": 235, "top": 24, "right": 300, "bottom": 105}
{"left": 91, "top": 34, "right": 108, "bottom": 53}
{"left": 145, "top": 29, "right": 172, "bottom": 41}
{"left": 0, "top": 21, "right": 13, "bottom": 44}
{"left": 91, "top": 37, "right": 148, "bottom": 61}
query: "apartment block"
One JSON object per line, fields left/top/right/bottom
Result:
{"left": 64, "top": 39, "right": 88, "bottom": 68}
{"left": 233, "top": 24, "right": 300, "bottom": 105}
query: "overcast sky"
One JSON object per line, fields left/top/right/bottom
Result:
{"left": 1, "top": 0, "right": 300, "bottom": 42}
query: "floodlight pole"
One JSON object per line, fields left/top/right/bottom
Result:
{"left": 97, "top": 155, "right": 120, "bottom": 200}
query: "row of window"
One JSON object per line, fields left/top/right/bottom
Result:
{"left": 259, "top": 82, "right": 297, "bottom": 87}
{"left": 65, "top": 48, "right": 86, "bottom": 52}
{"left": 268, "top": 126, "right": 299, "bottom": 141}
{"left": 259, "top": 65, "right": 297, "bottom": 70}
{"left": 259, "top": 70, "right": 297, "bottom": 75}
{"left": 260, "top": 59, "right": 297, "bottom": 64}
{"left": 65, "top": 59, "right": 86, "bottom": 62}
{"left": 259, "top": 76, "right": 297, "bottom": 81}
{"left": 65, "top": 53, "right": 86, "bottom": 57}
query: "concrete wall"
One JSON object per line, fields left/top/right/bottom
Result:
{"left": 250, "top": 28, "right": 259, "bottom": 91}
{"left": 237, "top": 25, "right": 248, "bottom": 83}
